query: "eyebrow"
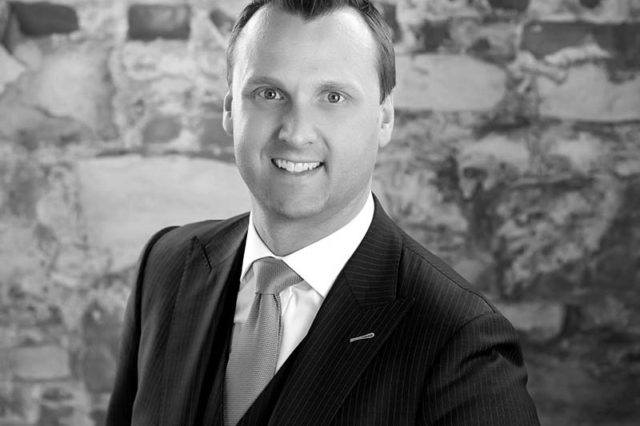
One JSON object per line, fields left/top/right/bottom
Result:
{"left": 244, "top": 75, "right": 285, "bottom": 88}
{"left": 317, "top": 80, "right": 362, "bottom": 96}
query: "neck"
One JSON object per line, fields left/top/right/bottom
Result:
{"left": 251, "top": 193, "right": 370, "bottom": 256}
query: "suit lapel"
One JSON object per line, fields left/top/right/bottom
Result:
{"left": 269, "top": 201, "right": 414, "bottom": 426}
{"left": 159, "top": 216, "right": 248, "bottom": 426}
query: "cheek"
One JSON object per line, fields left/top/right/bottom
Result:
{"left": 328, "top": 125, "right": 380, "bottom": 182}
{"left": 235, "top": 107, "right": 280, "bottom": 142}
{"left": 233, "top": 117, "right": 267, "bottom": 153}
{"left": 336, "top": 114, "right": 380, "bottom": 155}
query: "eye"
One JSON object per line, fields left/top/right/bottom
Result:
{"left": 256, "top": 87, "right": 285, "bottom": 101}
{"left": 326, "top": 92, "right": 344, "bottom": 103}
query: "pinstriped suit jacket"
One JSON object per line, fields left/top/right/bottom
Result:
{"left": 106, "top": 199, "right": 540, "bottom": 425}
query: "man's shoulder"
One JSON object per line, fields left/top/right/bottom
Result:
{"left": 145, "top": 212, "right": 250, "bottom": 263}
{"left": 394, "top": 227, "right": 498, "bottom": 328}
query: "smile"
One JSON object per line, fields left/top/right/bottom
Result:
{"left": 272, "top": 158, "right": 323, "bottom": 174}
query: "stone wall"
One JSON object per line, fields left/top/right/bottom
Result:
{"left": 0, "top": 0, "right": 638, "bottom": 424}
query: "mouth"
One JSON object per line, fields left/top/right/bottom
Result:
{"left": 272, "top": 158, "right": 324, "bottom": 174}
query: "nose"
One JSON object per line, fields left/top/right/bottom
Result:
{"left": 277, "top": 104, "right": 319, "bottom": 146}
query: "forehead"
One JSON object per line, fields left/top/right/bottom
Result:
{"left": 232, "top": 5, "right": 379, "bottom": 89}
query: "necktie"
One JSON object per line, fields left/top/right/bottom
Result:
{"left": 224, "top": 257, "right": 302, "bottom": 425}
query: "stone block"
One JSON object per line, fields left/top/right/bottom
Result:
{"left": 11, "top": 345, "right": 71, "bottom": 381}
{"left": 0, "top": 45, "right": 25, "bottom": 93}
{"left": 457, "top": 135, "right": 530, "bottom": 198}
{"left": 76, "top": 155, "right": 250, "bottom": 270}
{"left": 395, "top": 16, "right": 450, "bottom": 53}
{"left": 538, "top": 63, "right": 640, "bottom": 122}
{"left": 396, "top": 0, "right": 480, "bottom": 22}
{"left": 524, "top": 0, "right": 565, "bottom": 18}
{"left": 494, "top": 177, "right": 622, "bottom": 295}
{"left": 590, "top": 179, "right": 640, "bottom": 294}
{"left": 374, "top": 167, "right": 468, "bottom": 233}
{"left": 11, "top": 39, "right": 43, "bottom": 70}
{"left": 452, "top": 253, "right": 495, "bottom": 285}
{"left": 9, "top": 1, "right": 78, "bottom": 36}
{"left": 0, "top": 1, "right": 10, "bottom": 43}
{"left": 81, "top": 344, "right": 116, "bottom": 394}
{"left": 615, "top": 158, "right": 640, "bottom": 177}
{"left": 0, "top": 151, "right": 43, "bottom": 220}
{"left": 547, "top": 132, "right": 605, "bottom": 175}
{"left": 0, "top": 220, "right": 43, "bottom": 292}
{"left": 416, "top": 20, "right": 449, "bottom": 52}
{"left": 127, "top": 4, "right": 190, "bottom": 41}
{"left": 208, "top": 8, "right": 235, "bottom": 35}
{"left": 35, "top": 164, "right": 82, "bottom": 244}
{"left": 494, "top": 301, "right": 565, "bottom": 342}
{"left": 121, "top": 41, "right": 196, "bottom": 80}
{"left": 395, "top": 1, "right": 481, "bottom": 51}
{"left": 576, "top": 0, "right": 638, "bottom": 22}
{"left": 82, "top": 301, "right": 123, "bottom": 352}
{"left": 142, "top": 114, "right": 182, "bottom": 144}
{"left": 633, "top": 0, "right": 640, "bottom": 17}
{"left": 487, "top": 0, "right": 530, "bottom": 12}
{"left": 528, "top": 0, "right": 636, "bottom": 21}
{"left": 607, "top": 23, "right": 640, "bottom": 69}
{"left": 522, "top": 21, "right": 597, "bottom": 58}
{"left": 20, "top": 43, "right": 116, "bottom": 139}
{"left": 522, "top": 21, "right": 640, "bottom": 69}
{"left": 524, "top": 353, "right": 637, "bottom": 425}
{"left": 0, "top": 101, "right": 94, "bottom": 147}
{"left": 580, "top": 296, "right": 632, "bottom": 331}
{"left": 394, "top": 54, "right": 506, "bottom": 111}
{"left": 199, "top": 110, "right": 234, "bottom": 162}
{"left": 37, "top": 384, "right": 93, "bottom": 426}
{"left": 580, "top": 0, "right": 601, "bottom": 8}
{"left": 75, "top": 1, "right": 125, "bottom": 38}
{"left": 0, "top": 380, "right": 29, "bottom": 421}
{"left": 90, "top": 408, "right": 108, "bottom": 426}
{"left": 211, "top": 0, "right": 247, "bottom": 19}
{"left": 451, "top": 20, "right": 518, "bottom": 63}
{"left": 374, "top": 135, "right": 469, "bottom": 259}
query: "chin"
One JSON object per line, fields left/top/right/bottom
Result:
{"left": 255, "top": 187, "right": 329, "bottom": 220}
{"left": 268, "top": 197, "right": 326, "bottom": 222}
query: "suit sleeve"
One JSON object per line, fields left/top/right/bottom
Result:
{"left": 417, "top": 312, "right": 540, "bottom": 426}
{"left": 105, "top": 226, "right": 177, "bottom": 426}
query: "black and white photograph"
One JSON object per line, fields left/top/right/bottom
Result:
{"left": 0, "top": 0, "right": 639, "bottom": 425}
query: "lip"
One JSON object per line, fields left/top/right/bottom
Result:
{"left": 271, "top": 158, "right": 324, "bottom": 175}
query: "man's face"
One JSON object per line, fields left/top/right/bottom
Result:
{"left": 224, "top": 6, "right": 394, "bottom": 230}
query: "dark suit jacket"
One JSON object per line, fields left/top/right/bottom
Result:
{"left": 106, "top": 200, "right": 539, "bottom": 425}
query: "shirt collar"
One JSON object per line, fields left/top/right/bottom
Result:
{"left": 241, "top": 193, "right": 374, "bottom": 298}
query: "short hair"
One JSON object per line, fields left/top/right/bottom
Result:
{"left": 225, "top": 0, "right": 396, "bottom": 103}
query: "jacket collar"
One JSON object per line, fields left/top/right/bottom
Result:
{"left": 201, "top": 195, "right": 403, "bottom": 307}
{"left": 201, "top": 212, "right": 251, "bottom": 269}
{"left": 342, "top": 194, "right": 403, "bottom": 306}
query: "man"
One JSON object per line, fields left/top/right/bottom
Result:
{"left": 107, "top": 0, "right": 540, "bottom": 425}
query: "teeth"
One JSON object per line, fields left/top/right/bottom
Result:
{"left": 274, "top": 159, "right": 321, "bottom": 173}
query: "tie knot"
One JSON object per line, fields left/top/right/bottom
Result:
{"left": 251, "top": 257, "right": 301, "bottom": 295}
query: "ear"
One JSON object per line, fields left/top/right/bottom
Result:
{"left": 222, "top": 92, "right": 233, "bottom": 136}
{"left": 378, "top": 93, "right": 394, "bottom": 148}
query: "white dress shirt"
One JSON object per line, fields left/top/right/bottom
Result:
{"left": 234, "top": 193, "right": 374, "bottom": 370}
